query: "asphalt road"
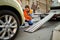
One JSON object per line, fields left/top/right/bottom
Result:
{"left": 15, "top": 20, "right": 60, "bottom": 40}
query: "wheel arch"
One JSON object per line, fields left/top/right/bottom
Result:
{"left": 0, "top": 5, "right": 22, "bottom": 25}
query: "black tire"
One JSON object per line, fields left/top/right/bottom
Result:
{"left": 40, "top": 16, "right": 44, "bottom": 19}
{"left": 40, "top": 15, "right": 45, "bottom": 19}
{"left": 40, "top": 17, "right": 44, "bottom": 19}
{"left": 0, "top": 10, "right": 20, "bottom": 40}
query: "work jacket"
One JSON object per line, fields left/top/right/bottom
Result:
{"left": 24, "top": 9, "right": 32, "bottom": 21}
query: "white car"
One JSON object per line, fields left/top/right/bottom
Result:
{"left": 0, "top": 0, "right": 24, "bottom": 40}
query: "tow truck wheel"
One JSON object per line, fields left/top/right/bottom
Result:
{"left": 0, "top": 10, "right": 20, "bottom": 40}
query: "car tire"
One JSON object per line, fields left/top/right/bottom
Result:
{"left": 0, "top": 10, "right": 20, "bottom": 40}
{"left": 40, "top": 15, "right": 44, "bottom": 19}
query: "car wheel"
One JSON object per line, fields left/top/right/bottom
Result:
{"left": 0, "top": 10, "right": 20, "bottom": 40}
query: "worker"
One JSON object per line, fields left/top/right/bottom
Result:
{"left": 31, "top": 2, "right": 37, "bottom": 13}
{"left": 23, "top": 5, "right": 33, "bottom": 26}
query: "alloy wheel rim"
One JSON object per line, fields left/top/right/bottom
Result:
{"left": 0, "top": 15, "right": 18, "bottom": 39}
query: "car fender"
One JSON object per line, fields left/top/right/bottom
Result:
{"left": 0, "top": 0, "right": 25, "bottom": 25}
